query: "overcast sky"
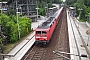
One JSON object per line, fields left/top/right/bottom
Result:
{"left": 63, "top": 0, "right": 66, "bottom": 2}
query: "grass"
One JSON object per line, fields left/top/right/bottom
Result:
{"left": 80, "top": 19, "right": 86, "bottom": 22}
{"left": 3, "top": 42, "right": 19, "bottom": 54}
{"left": 3, "top": 31, "right": 33, "bottom": 54}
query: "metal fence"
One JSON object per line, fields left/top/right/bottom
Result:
{"left": 87, "top": 15, "right": 90, "bottom": 24}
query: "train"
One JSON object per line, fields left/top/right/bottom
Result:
{"left": 35, "top": 7, "right": 64, "bottom": 45}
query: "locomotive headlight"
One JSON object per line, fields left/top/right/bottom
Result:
{"left": 43, "top": 37, "right": 47, "bottom": 40}
{"left": 36, "top": 36, "right": 40, "bottom": 38}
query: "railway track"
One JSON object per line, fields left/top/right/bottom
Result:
{"left": 22, "top": 45, "right": 47, "bottom": 60}
{"left": 22, "top": 8, "right": 70, "bottom": 60}
{"left": 53, "top": 8, "right": 70, "bottom": 60}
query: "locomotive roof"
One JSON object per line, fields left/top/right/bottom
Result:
{"left": 37, "top": 17, "right": 55, "bottom": 29}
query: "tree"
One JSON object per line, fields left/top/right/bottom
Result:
{"left": 53, "top": 0, "right": 62, "bottom": 4}
{"left": 74, "top": 0, "right": 86, "bottom": 20}
{"left": 0, "top": 13, "right": 32, "bottom": 43}
{"left": 66, "top": 0, "right": 77, "bottom": 5}
{"left": 77, "top": 0, "right": 84, "bottom": 7}
{"left": 66, "top": 0, "right": 90, "bottom": 21}
{"left": 83, "top": 0, "right": 90, "bottom": 7}
{"left": 0, "top": 0, "right": 8, "bottom": 1}
{"left": 38, "top": 0, "right": 63, "bottom": 16}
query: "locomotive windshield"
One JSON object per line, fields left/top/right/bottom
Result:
{"left": 42, "top": 31, "right": 46, "bottom": 34}
{"left": 36, "top": 31, "right": 47, "bottom": 35}
{"left": 36, "top": 31, "right": 41, "bottom": 34}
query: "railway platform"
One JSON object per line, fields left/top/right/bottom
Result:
{"left": 67, "top": 10, "right": 90, "bottom": 60}
{"left": 3, "top": 19, "right": 46, "bottom": 60}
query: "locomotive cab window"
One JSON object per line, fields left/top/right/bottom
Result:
{"left": 42, "top": 31, "right": 47, "bottom": 36}
{"left": 42, "top": 31, "right": 47, "bottom": 34}
{"left": 36, "top": 31, "right": 41, "bottom": 34}
{"left": 36, "top": 31, "right": 46, "bottom": 34}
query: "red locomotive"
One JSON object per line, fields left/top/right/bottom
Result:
{"left": 35, "top": 7, "right": 64, "bottom": 45}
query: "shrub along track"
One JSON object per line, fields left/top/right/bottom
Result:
{"left": 22, "top": 8, "right": 70, "bottom": 60}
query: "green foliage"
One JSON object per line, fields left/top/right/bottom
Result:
{"left": 7, "top": 21, "right": 18, "bottom": 42}
{"left": 0, "top": 38, "right": 2, "bottom": 44}
{"left": 18, "top": 16, "right": 32, "bottom": 37}
{"left": 66, "top": 0, "right": 90, "bottom": 21}
{"left": 76, "top": 0, "right": 85, "bottom": 10}
{"left": 66, "top": 0, "right": 77, "bottom": 5}
{"left": 80, "top": 19, "right": 86, "bottom": 22}
{"left": 0, "top": 18, "right": 1, "bottom": 24}
{"left": 38, "top": 0, "right": 63, "bottom": 16}
{"left": 0, "top": 14, "right": 11, "bottom": 37}
{"left": 0, "top": 0, "right": 8, "bottom": 1}
{"left": 38, "top": 1, "right": 46, "bottom": 16}
{"left": 85, "top": 7, "right": 90, "bottom": 15}
{"left": 6, "top": 9, "right": 16, "bottom": 16}
{"left": 83, "top": 0, "right": 90, "bottom": 7}
{"left": 53, "top": 0, "right": 62, "bottom": 3}
{"left": 0, "top": 13, "right": 32, "bottom": 43}
{"left": 74, "top": 0, "right": 89, "bottom": 20}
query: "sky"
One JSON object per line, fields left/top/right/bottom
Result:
{"left": 62, "top": 0, "right": 66, "bottom": 2}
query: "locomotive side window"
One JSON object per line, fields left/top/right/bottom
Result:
{"left": 36, "top": 31, "right": 41, "bottom": 34}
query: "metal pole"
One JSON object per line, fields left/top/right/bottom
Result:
{"left": 78, "top": 8, "right": 83, "bottom": 28}
{"left": 20, "top": 7, "right": 22, "bottom": 15}
{"left": 89, "top": 13, "right": 90, "bottom": 23}
{"left": 87, "top": 34, "right": 89, "bottom": 46}
{"left": 27, "top": 0, "right": 29, "bottom": 16}
{"left": 16, "top": 8, "right": 20, "bottom": 39}
{"left": 45, "top": 7, "right": 47, "bottom": 16}
{"left": 36, "top": 0, "right": 39, "bottom": 20}
{"left": 37, "top": 8, "right": 38, "bottom": 19}
{"left": 46, "top": 0, "right": 48, "bottom": 13}
{"left": 1, "top": 2, "right": 2, "bottom": 14}
{"left": 36, "top": 8, "right": 39, "bottom": 20}
{"left": 16, "top": 0, "right": 20, "bottom": 39}
{"left": 79, "top": 10, "right": 82, "bottom": 20}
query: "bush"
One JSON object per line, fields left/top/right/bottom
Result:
{"left": 0, "top": 13, "right": 32, "bottom": 43}
{"left": 0, "top": 38, "right": 2, "bottom": 44}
